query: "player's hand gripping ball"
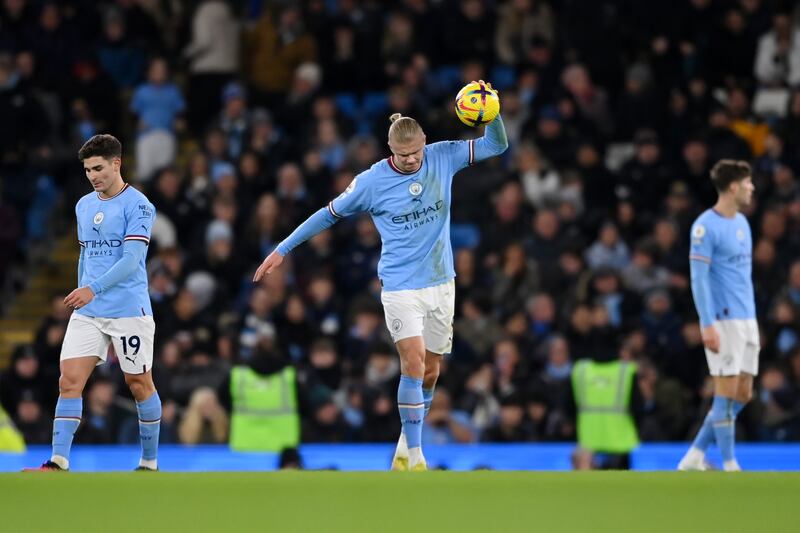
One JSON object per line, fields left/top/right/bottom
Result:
{"left": 455, "top": 80, "right": 500, "bottom": 127}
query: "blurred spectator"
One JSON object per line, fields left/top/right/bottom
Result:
{"left": 131, "top": 57, "right": 184, "bottom": 181}
{"left": 516, "top": 143, "right": 560, "bottom": 209}
{"left": 622, "top": 239, "right": 671, "bottom": 294}
{"left": 245, "top": 5, "right": 316, "bottom": 104}
{"left": 75, "top": 377, "right": 120, "bottom": 444}
{"left": 422, "top": 387, "right": 476, "bottom": 445}
{"left": 178, "top": 387, "right": 229, "bottom": 445}
{"left": 14, "top": 389, "right": 50, "bottom": 444}
{"left": 754, "top": 8, "right": 800, "bottom": 87}
{"left": 96, "top": 9, "right": 145, "bottom": 90}
{"left": 482, "top": 393, "right": 532, "bottom": 442}
{"left": 495, "top": 0, "right": 556, "bottom": 65}
{"left": 585, "top": 222, "right": 631, "bottom": 272}
{"left": 491, "top": 242, "right": 540, "bottom": 316}
{"left": 183, "top": 0, "right": 240, "bottom": 132}
{"left": 0, "top": 344, "right": 53, "bottom": 418}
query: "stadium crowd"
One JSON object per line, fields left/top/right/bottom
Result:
{"left": 2, "top": 0, "right": 800, "bottom": 448}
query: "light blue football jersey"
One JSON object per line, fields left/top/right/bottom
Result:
{"left": 76, "top": 183, "right": 155, "bottom": 318}
{"left": 689, "top": 208, "right": 756, "bottom": 325}
{"left": 327, "top": 139, "right": 481, "bottom": 291}
{"left": 276, "top": 117, "right": 508, "bottom": 291}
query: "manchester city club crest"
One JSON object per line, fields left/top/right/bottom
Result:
{"left": 409, "top": 182, "right": 423, "bottom": 196}
{"left": 392, "top": 318, "right": 403, "bottom": 333}
{"left": 93, "top": 212, "right": 104, "bottom": 225}
{"left": 736, "top": 229, "right": 745, "bottom": 241}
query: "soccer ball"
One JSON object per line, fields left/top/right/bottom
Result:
{"left": 455, "top": 81, "right": 500, "bottom": 127}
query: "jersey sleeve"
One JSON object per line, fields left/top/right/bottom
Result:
{"left": 124, "top": 197, "right": 155, "bottom": 246}
{"left": 76, "top": 201, "right": 85, "bottom": 250}
{"left": 689, "top": 219, "right": 713, "bottom": 264}
{"left": 328, "top": 173, "right": 371, "bottom": 218}
{"left": 429, "top": 116, "right": 508, "bottom": 173}
{"left": 76, "top": 201, "right": 85, "bottom": 284}
{"left": 429, "top": 140, "right": 475, "bottom": 173}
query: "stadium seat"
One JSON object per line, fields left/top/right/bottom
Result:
{"left": 334, "top": 93, "right": 360, "bottom": 121}
{"left": 489, "top": 65, "right": 516, "bottom": 91}
{"left": 450, "top": 223, "right": 481, "bottom": 251}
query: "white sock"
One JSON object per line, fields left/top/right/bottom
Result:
{"left": 408, "top": 447, "right": 424, "bottom": 467}
{"left": 395, "top": 431, "right": 408, "bottom": 458}
{"left": 50, "top": 455, "right": 69, "bottom": 470}
{"left": 139, "top": 458, "right": 158, "bottom": 470}
{"left": 723, "top": 460, "right": 741, "bottom": 472}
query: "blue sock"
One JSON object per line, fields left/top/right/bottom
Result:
{"left": 690, "top": 411, "right": 716, "bottom": 452}
{"left": 733, "top": 400, "right": 745, "bottom": 417}
{"left": 52, "top": 397, "right": 82, "bottom": 461}
{"left": 136, "top": 392, "right": 162, "bottom": 462}
{"left": 398, "top": 375, "right": 424, "bottom": 449}
{"left": 423, "top": 387, "right": 435, "bottom": 418}
{"left": 709, "top": 396, "right": 736, "bottom": 463}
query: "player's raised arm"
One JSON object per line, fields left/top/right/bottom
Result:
{"left": 253, "top": 174, "right": 371, "bottom": 282}
{"left": 470, "top": 82, "right": 508, "bottom": 162}
{"left": 438, "top": 80, "right": 508, "bottom": 171}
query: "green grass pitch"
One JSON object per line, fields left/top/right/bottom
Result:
{"left": 2, "top": 471, "right": 798, "bottom": 532}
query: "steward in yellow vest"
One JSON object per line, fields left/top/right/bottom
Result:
{"left": 224, "top": 347, "right": 300, "bottom": 452}
{"left": 570, "top": 356, "right": 641, "bottom": 469}
{"left": 0, "top": 404, "right": 26, "bottom": 452}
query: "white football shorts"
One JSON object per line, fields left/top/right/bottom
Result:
{"left": 705, "top": 319, "right": 760, "bottom": 377}
{"left": 381, "top": 279, "right": 455, "bottom": 355}
{"left": 61, "top": 312, "right": 155, "bottom": 375}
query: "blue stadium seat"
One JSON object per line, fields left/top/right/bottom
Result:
{"left": 450, "top": 223, "right": 481, "bottom": 251}
{"left": 489, "top": 65, "right": 516, "bottom": 91}
{"left": 435, "top": 65, "right": 463, "bottom": 92}
{"left": 362, "top": 92, "right": 389, "bottom": 120}
{"left": 334, "top": 93, "right": 359, "bottom": 120}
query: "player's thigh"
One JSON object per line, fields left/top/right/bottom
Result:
{"left": 59, "top": 356, "right": 102, "bottom": 394}
{"left": 381, "top": 288, "right": 426, "bottom": 343}
{"left": 422, "top": 280, "right": 455, "bottom": 355}
{"left": 102, "top": 316, "right": 156, "bottom": 375}
{"left": 705, "top": 320, "right": 746, "bottom": 378}
{"left": 60, "top": 313, "right": 111, "bottom": 367}
{"left": 740, "top": 319, "right": 760, "bottom": 377}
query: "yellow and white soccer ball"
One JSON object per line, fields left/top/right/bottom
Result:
{"left": 454, "top": 81, "right": 500, "bottom": 127}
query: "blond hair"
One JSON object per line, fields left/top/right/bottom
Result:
{"left": 388, "top": 113, "right": 423, "bottom": 143}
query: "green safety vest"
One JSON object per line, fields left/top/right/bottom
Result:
{"left": 0, "top": 405, "right": 26, "bottom": 452}
{"left": 571, "top": 360, "right": 639, "bottom": 454}
{"left": 229, "top": 365, "right": 300, "bottom": 452}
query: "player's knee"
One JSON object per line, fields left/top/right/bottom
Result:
{"left": 126, "top": 376, "right": 154, "bottom": 400}
{"left": 737, "top": 388, "right": 753, "bottom": 404}
{"left": 401, "top": 354, "right": 425, "bottom": 377}
{"left": 423, "top": 364, "right": 439, "bottom": 384}
{"left": 58, "top": 373, "right": 83, "bottom": 395}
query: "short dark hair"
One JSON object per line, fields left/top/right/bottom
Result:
{"left": 78, "top": 134, "right": 122, "bottom": 161}
{"left": 710, "top": 159, "right": 751, "bottom": 193}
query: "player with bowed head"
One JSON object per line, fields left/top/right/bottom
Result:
{"left": 26, "top": 134, "right": 161, "bottom": 472}
{"left": 254, "top": 82, "right": 508, "bottom": 471}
